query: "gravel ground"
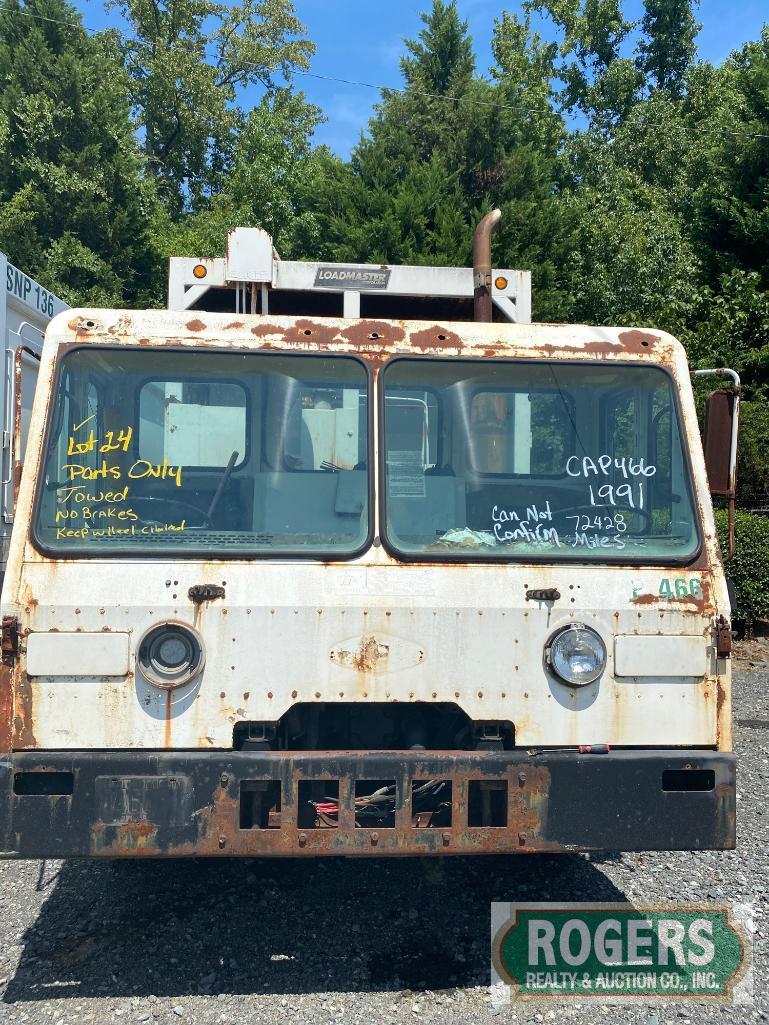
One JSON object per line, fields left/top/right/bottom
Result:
{"left": 0, "top": 664, "right": 766, "bottom": 1025}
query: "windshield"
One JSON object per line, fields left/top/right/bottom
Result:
{"left": 34, "top": 347, "right": 370, "bottom": 556}
{"left": 382, "top": 359, "right": 700, "bottom": 561}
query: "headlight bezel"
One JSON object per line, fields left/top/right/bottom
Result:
{"left": 545, "top": 623, "right": 607, "bottom": 687}
{"left": 137, "top": 622, "right": 205, "bottom": 689}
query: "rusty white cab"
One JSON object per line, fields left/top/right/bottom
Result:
{"left": 0, "top": 220, "right": 739, "bottom": 857}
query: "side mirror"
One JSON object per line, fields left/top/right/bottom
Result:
{"left": 696, "top": 370, "right": 740, "bottom": 556}
{"left": 703, "top": 390, "right": 736, "bottom": 498}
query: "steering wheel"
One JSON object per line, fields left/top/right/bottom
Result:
{"left": 125, "top": 494, "right": 209, "bottom": 527}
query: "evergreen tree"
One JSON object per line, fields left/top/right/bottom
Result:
{"left": 400, "top": 0, "right": 474, "bottom": 95}
{"left": 307, "top": 1, "right": 481, "bottom": 267}
{"left": 306, "top": 1, "right": 577, "bottom": 321}
{"left": 637, "top": 0, "right": 701, "bottom": 96}
{"left": 0, "top": 0, "right": 160, "bottom": 304}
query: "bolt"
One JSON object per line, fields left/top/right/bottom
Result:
{"left": 218, "top": 836, "right": 226, "bottom": 849}
{"left": 371, "top": 832, "right": 379, "bottom": 845}
{"left": 298, "top": 833, "right": 307, "bottom": 847}
{"left": 518, "top": 833, "right": 526, "bottom": 847}
{"left": 220, "top": 773, "right": 228, "bottom": 787}
{"left": 518, "top": 773, "right": 527, "bottom": 787}
{"left": 442, "top": 832, "right": 451, "bottom": 846}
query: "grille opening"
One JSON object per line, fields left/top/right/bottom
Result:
{"left": 13, "top": 771, "right": 74, "bottom": 796}
{"left": 468, "top": 780, "right": 508, "bottom": 826}
{"left": 354, "top": 779, "right": 396, "bottom": 829}
{"left": 411, "top": 779, "right": 452, "bottom": 827}
{"left": 238, "top": 780, "right": 281, "bottom": 829}
{"left": 298, "top": 780, "right": 339, "bottom": 829}
{"left": 259, "top": 702, "right": 506, "bottom": 751}
{"left": 662, "top": 769, "right": 715, "bottom": 792}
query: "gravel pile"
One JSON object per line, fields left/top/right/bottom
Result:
{"left": 0, "top": 667, "right": 766, "bottom": 1025}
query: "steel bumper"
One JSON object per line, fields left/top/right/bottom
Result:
{"left": 0, "top": 749, "right": 736, "bottom": 858}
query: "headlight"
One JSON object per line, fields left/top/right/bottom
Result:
{"left": 137, "top": 623, "right": 205, "bottom": 688}
{"left": 546, "top": 624, "right": 606, "bottom": 687}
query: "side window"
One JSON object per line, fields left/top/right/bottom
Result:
{"left": 138, "top": 380, "right": 247, "bottom": 468}
{"left": 603, "top": 384, "right": 683, "bottom": 537}
{"left": 605, "top": 389, "right": 637, "bottom": 461}
{"left": 469, "top": 390, "right": 574, "bottom": 475}
{"left": 385, "top": 390, "right": 439, "bottom": 498}
{"left": 296, "top": 383, "right": 367, "bottom": 471}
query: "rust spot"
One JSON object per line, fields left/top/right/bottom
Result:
{"left": 250, "top": 322, "right": 281, "bottom": 338}
{"left": 13, "top": 674, "right": 36, "bottom": 749}
{"left": 715, "top": 675, "right": 732, "bottom": 751}
{"left": 618, "top": 330, "right": 660, "bottom": 351}
{"left": 409, "top": 326, "right": 463, "bottom": 351}
{"left": 280, "top": 320, "right": 338, "bottom": 347}
{"left": 630, "top": 592, "right": 661, "bottom": 606}
{"left": 91, "top": 757, "right": 555, "bottom": 857}
{"left": 243, "top": 691, "right": 250, "bottom": 700}
{"left": 630, "top": 575, "right": 712, "bottom": 612}
{"left": 332, "top": 635, "right": 390, "bottom": 673}
{"left": 92, "top": 818, "right": 160, "bottom": 854}
{"left": 186, "top": 319, "right": 206, "bottom": 332}
{"left": 224, "top": 322, "right": 245, "bottom": 330}
{"left": 537, "top": 340, "right": 625, "bottom": 359}
{"left": 340, "top": 321, "right": 406, "bottom": 346}
{"left": 0, "top": 663, "right": 13, "bottom": 753}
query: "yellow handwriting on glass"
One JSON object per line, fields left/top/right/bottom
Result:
{"left": 67, "top": 426, "right": 133, "bottom": 456}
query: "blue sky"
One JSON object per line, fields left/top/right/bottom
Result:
{"left": 74, "top": 0, "right": 769, "bottom": 156}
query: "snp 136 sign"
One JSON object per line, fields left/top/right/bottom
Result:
{"left": 6, "top": 262, "right": 60, "bottom": 317}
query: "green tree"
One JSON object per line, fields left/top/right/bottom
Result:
{"left": 112, "top": 0, "right": 314, "bottom": 214}
{"left": 401, "top": 0, "right": 474, "bottom": 95}
{"left": 0, "top": 0, "right": 160, "bottom": 304}
{"left": 636, "top": 0, "right": 701, "bottom": 96}
{"left": 526, "top": 0, "right": 642, "bottom": 120}
{"left": 305, "top": 2, "right": 577, "bottom": 320}
{"left": 155, "top": 88, "right": 325, "bottom": 261}
{"left": 304, "top": 1, "right": 480, "bottom": 268}
{"left": 689, "top": 29, "right": 769, "bottom": 284}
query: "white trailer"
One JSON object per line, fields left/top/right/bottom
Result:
{"left": 0, "top": 255, "right": 68, "bottom": 574}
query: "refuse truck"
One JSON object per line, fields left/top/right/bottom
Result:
{"left": 0, "top": 213, "right": 739, "bottom": 857}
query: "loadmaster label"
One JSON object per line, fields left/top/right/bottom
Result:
{"left": 314, "top": 266, "right": 391, "bottom": 290}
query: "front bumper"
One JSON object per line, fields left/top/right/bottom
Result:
{"left": 0, "top": 749, "right": 735, "bottom": 858}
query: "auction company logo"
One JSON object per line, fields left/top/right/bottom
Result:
{"left": 491, "top": 903, "right": 752, "bottom": 1006}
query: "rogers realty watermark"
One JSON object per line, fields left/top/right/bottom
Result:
{"left": 491, "top": 903, "right": 753, "bottom": 1005}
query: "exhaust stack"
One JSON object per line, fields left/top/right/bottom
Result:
{"left": 473, "top": 208, "right": 502, "bottom": 322}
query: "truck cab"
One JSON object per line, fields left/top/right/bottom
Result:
{"left": 0, "top": 221, "right": 737, "bottom": 857}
